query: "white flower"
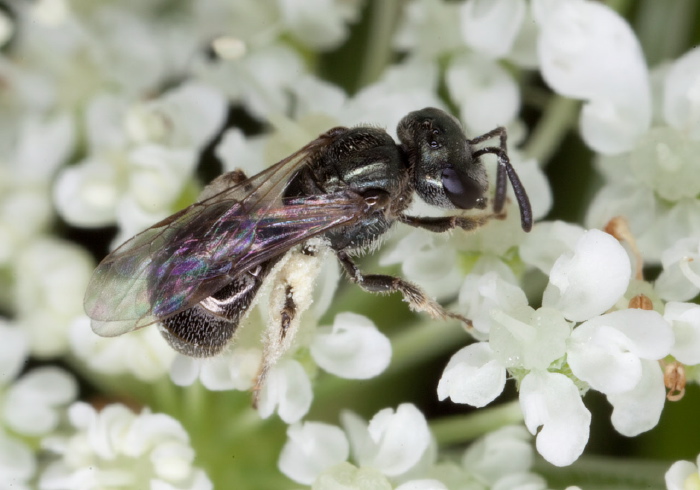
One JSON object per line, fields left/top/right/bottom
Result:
{"left": 394, "top": 0, "right": 463, "bottom": 59}
{"left": 542, "top": 229, "right": 631, "bottom": 322}
{"left": 665, "top": 453, "right": 700, "bottom": 490}
{"left": 519, "top": 221, "right": 586, "bottom": 275}
{"left": 4, "top": 367, "right": 77, "bottom": 437}
{"left": 313, "top": 463, "right": 392, "bottom": 489}
{"left": 278, "top": 422, "right": 350, "bottom": 485}
{"left": 459, "top": 0, "right": 526, "bottom": 60}
{"left": 568, "top": 309, "right": 673, "bottom": 395}
{"left": 446, "top": 52, "right": 520, "bottom": 134}
{"left": 490, "top": 306, "right": 571, "bottom": 370}
{"left": 278, "top": 404, "right": 433, "bottom": 486}
{"left": 0, "top": 320, "right": 29, "bottom": 385}
{"left": 438, "top": 342, "right": 506, "bottom": 407}
{"left": 584, "top": 45, "right": 700, "bottom": 262}
{"left": 655, "top": 237, "right": 700, "bottom": 301}
{"left": 39, "top": 403, "right": 212, "bottom": 490}
{"left": 14, "top": 237, "right": 94, "bottom": 358}
{"left": 53, "top": 82, "right": 226, "bottom": 238}
{"left": 170, "top": 348, "right": 262, "bottom": 391}
{"left": 663, "top": 302, "right": 700, "bottom": 365}
{"left": 567, "top": 309, "right": 673, "bottom": 436}
{"left": 0, "top": 429, "right": 35, "bottom": 490}
{"left": 461, "top": 425, "right": 533, "bottom": 484}
{"left": 310, "top": 312, "right": 392, "bottom": 380}
{"left": 535, "top": 0, "right": 651, "bottom": 154}
{"left": 0, "top": 9, "right": 13, "bottom": 48}
{"left": 395, "top": 480, "right": 447, "bottom": 490}
{"left": 195, "top": 44, "right": 305, "bottom": 120}
{"left": 70, "top": 316, "right": 175, "bottom": 383}
{"left": 256, "top": 359, "right": 313, "bottom": 424}
{"left": 663, "top": 46, "right": 700, "bottom": 140}
{"left": 0, "top": 114, "right": 74, "bottom": 266}
{"left": 277, "top": 0, "right": 361, "bottom": 50}
{"left": 519, "top": 370, "right": 591, "bottom": 467}
{"left": 341, "top": 404, "right": 431, "bottom": 477}
{"left": 380, "top": 229, "right": 464, "bottom": 302}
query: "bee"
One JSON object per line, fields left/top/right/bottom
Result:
{"left": 84, "top": 108, "right": 532, "bottom": 393}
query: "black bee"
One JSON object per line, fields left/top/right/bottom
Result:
{"left": 84, "top": 107, "right": 531, "bottom": 389}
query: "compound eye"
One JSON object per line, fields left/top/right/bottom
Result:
{"left": 441, "top": 167, "right": 485, "bottom": 209}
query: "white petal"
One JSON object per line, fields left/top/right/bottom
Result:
{"left": 519, "top": 221, "right": 586, "bottom": 275}
{"left": 278, "top": 0, "right": 358, "bottom": 50}
{"left": 395, "top": 480, "right": 448, "bottom": 490}
{"left": 226, "top": 348, "right": 263, "bottom": 391}
{"left": 393, "top": 0, "right": 463, "bottom": 58}
{"left": 169, "top": 355, "right": 200, "bottom": 387}
{"left": 519, "top": 371, "right": 590, "bottom": 467}
{"left": 492, "top": 473, "right": 548, "bottom": 490}
{"left": 662, "top": 302, "right": 700, "bottom": 364}
{"left": 458, "top": 271, "right": 528, "bottom": 337}
{"left": 459, "top": 0, "right": 526, "bottom": 59}
{"left": 535, "top": 0, "right": 650, "bottom": 154}
{"left": 13, "top": 113, "right": 75, "bottom": 177}
{"left": 313, "top": 462, "right": 392, "bottom": 490}
{"left": 0, "top": 10, "right": 13, "bottom": 48}
{"left": 278, "top": 422, "right": 349, "bottom": 485}
{"left": 366, "top": 404, "right": 431, "bottom": 477}
{"left": 447, "top": 53, "right": 520, "bottom": 134}
{"left": 0, "top": 321, "right": 28, "bottom": 384}
{"left": 608, "top": 360, "right": 665, "bottom": 437}
{"left": 291, "top": 75, "right": 347, "bottom": 118}
{"left": 256, "top": 359, "right": 312, "bottom": 423}
{"left": 665, "top": 460, "right": 698, "bottom": 490}
{"left": 655, "top": 237, "right": 700, "bottom": 302}
{"left": 585, "top": 183, "right": 658, "bottom": 260}
{"left": 214, "top": 129, "right": 267, "bottom": 176}
{"left": 437, "top": 342, "right": 506, "bottom": 407}
{"left": 53, "top": 160, "right": 121, "bottom": 227}
{"left": 514, "top": 156, "right": 552, "bottom": 221}
{"left": 199, "top": 356, "right": 238, "bottom": 391}
{"left": 543, "top": 229, "right": 631, "bottom": 322}
{"left": 568, "top": 309, "right": 673, "bottom": 394}
{"left": 127, "top": 145, "right": 195, "bottom": 211}
{"left": 628, "top": 127, "right": 700, "bottom": 202}
{"left": 462, "top": 425, "right": 533, "bottom": 484}
{"left": 664, "top": 46, "right": 700, "bottom": 139}
{"left": 311, "top": 313, "right": 391, "bottom": 379}
{"left": 381, "top": 230, "right": 463, "bottom": 302}
{"left": 0, "top": 432, "right": 35, "bottom": 484}
{"left": 489, "top": 306, "right": 571, "bottom": 370}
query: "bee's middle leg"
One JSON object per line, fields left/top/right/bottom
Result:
{"left": 336, "top": 251, "right": 472, "bottom": 330}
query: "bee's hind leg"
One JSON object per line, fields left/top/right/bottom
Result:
{"left": 252, "top": 242, "right": 325, "bottom": 408}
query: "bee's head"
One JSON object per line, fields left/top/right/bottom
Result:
{"left": 397, "top": 107, "right": 488, "bottom": 211}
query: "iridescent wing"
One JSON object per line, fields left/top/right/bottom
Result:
{"left": 85, "top": 129, "right": 370, "bottom": 337}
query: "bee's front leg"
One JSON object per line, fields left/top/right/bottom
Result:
{"left": 398, "top": 213, "right": 496, "bottom": 233}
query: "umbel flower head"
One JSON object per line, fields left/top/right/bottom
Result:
{"left": 40, "top": 403, "right": 212, "bottom": 490}
{"left": 1, "top": 0, "right": 700, "bottom": 489}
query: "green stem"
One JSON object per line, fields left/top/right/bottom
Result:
{"left": 357, "top": 0, "right": 404, "bottom": 87}
{"left": 388, "top": 319, "right": 469, "bottom": 374}
{"left": 539, "top": 455, "right": 668, "bottom": 490}
{"left": 523, "top": 96, "right": 580, "bottom": 166}
{"left": 430, "top": 400, "right": 524, "bottom": 445}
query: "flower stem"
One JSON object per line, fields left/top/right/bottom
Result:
{"left": 357, "top": 0, "right": 404, "bottom": 87}
{"left": 389, "top": 319, "right": 470, "bottom": 374}
{"left": 523, "top": 95, "right": 580, "bottom": 166}
{"left": 430, "top": 400, "right": 524, "bottom": 445}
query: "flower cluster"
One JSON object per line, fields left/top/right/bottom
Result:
{"left": 2, "top": 0, "right": 700, "bottom": 488}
